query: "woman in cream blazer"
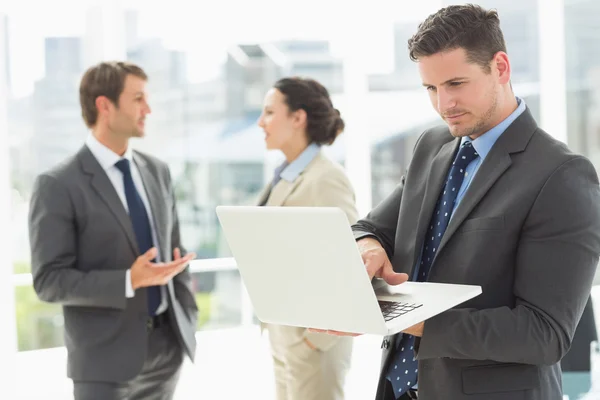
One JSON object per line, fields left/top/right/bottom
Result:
{"left": 256, "top": 77, "right": 358, "bottom": 400}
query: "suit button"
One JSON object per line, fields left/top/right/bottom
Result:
{"left": 381, "top": 339, "right": 390, "bottom": 349}
{"left": 146, "top": 317, "right": 154, "bottom": 332}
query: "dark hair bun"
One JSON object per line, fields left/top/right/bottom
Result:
{"left": 328, "top": 108, "right": 345, "bottom": 144}
{"left": 274, "top": 77, "right": 344, "bottom": 146}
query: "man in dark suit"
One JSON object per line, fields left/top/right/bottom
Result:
{"left": 28, "top": 61, "right": 198, "bottom": 400}
{"left": 314, "top": 4, "right": 600, "bottom": 400}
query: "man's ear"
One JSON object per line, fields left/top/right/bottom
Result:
{"left": 493, "top": 51, "right": 511, "bottom": 85}
{"left": 95, "top": 95, "right": 113, "bottom": 118}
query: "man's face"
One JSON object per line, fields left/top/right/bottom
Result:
{"left": 418, "top": 47, "right": 501, "bottom": 139}
{"left": 107, "top": 75, "right": 151, "bottom": 139}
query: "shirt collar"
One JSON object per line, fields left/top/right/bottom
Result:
{"left": 85, "top": 134, "right": 133, "bottom": 171}
{"left": 278, "top": 142, "right": 321, "bottom": 182}
{"left": 460, "top": 97, "right": 527, "bottom": 160}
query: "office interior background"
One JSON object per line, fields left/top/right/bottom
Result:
{"left": 1, "top": 0, "right": 600, "bottom": 398}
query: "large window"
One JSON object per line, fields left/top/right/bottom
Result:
{"left": 4, "top": 0, "right": 599, "bottom": 398}
{"left": 5, "top": 1, "right": 364, "bottom": 352}
{"left": 369, "top": 1, "right": 544, "bottom": 205}
{"left": 564, "top": 0, "right": 600, "bottom": 168}
{"left": 7, "top": 0, "right": 438, "bottom": 352}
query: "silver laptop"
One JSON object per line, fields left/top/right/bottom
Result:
{"left": 215, "top": 205, "right": 481, "bottom": 336}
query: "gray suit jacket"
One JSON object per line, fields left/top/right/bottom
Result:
{"left": 353, "top": 108, "right": 600, "bottom": 400}
{"left": 28, "top": 145, "right": 198, "bottom": 383}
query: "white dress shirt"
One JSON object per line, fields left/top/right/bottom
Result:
{"left": 85, "top": 134, "right": 168, "bottom": 314}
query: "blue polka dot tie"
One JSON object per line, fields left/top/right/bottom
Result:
{"left": 385, "top": 141, "right": 479, "bottom": 397}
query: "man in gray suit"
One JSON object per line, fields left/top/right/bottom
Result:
{"left": 28, "top": 61, "right": 198, "bottom": 400}
{"left": 315, "top": 5, "right": 600, "bottom": 400}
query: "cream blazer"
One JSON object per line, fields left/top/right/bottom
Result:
{"left": 257, "top": 151, "right": 359, "bottom": 351}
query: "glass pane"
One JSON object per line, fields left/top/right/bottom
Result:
{"left": 192, "top": 270, "right": 243, "bottom": 330}
{"left": 8, "top": 1, "right": 349, "bottom": 353}
{"left": 563, "top": 0, "right": 600, "bottom": 397}
{"left": 13, "top": 267, "right": 245, "bottom": 351}
{"left": 564, "top": 0, "right": 600, "bottom": 164}
{"left": 370, "top": 1, "right": 543, "bottom": 204}
{"left": 15, "top": 282, "right": 63, "bottom": 351}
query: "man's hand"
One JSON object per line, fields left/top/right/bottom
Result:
{"left": 358, "top": 237, "right": 408, "bottom": 284}
{"left": 308, "top": 238, "right": 409, "bottom": 337}
{"left": 307, "top": 328, "right": 361, "bottom": 337}
{"left": 361, "top": 239, "right": 426, "bottom": 337}
{"left": 402, "top": 321, "right": 424, "bottom": 337}
{"left": 130, "top": 247, "right": 195, "bottom": 290}
{"left": 310, "top": 322, "right": 425, "bottom": 338}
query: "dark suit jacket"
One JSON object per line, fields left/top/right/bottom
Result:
{"left": 353, "top": 108, "right": 600, "bottom": 400}
{"left": 28, "top": 146, "right": 198, "bottom": 382}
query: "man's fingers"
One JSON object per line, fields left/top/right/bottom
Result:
{"left": 152, "top": 252, "right": 195, "bottom": 272}
{"left": 327, "top": 330, "right": 361, "bottom": 337}
{"left": 153, "top": 263, "right": 187, "bottom": 283}
{"left": 173, "top": 247, "right": 181, "bottom": 260}
{"left": 142, "top": 247, "right": 158, "bottom": 262}
{"left": 365, "top": 257, "right": 385, "bottom": 280}
{"left": 382, "top": 262, "right": 409, "bottom": 285}
{"left": 307, "top": 328, "right": 361, "bottom": 337}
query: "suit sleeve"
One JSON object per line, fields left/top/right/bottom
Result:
{"left": 351, "top": 176, "right": 404, "bottom": 258}
{"left": 302, "top": 167, "right": 359, "bottom": 351}
{"left": 351, "top": 129, "right": 429, "bottom": 257}
{"left": 29, "top": 174, "right": 127, "bottom": 309}
{"left": 418, "top": 157, "right": 600, "bottom": 365}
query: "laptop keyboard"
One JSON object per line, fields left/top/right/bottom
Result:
{"left": 378, "top": 301, "right": 423, "bottom": 322}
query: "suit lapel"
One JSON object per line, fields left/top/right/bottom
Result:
{"left": 436, "top": 151, "right": 512, "bottom": 255}
{"left": 431, "top": 107, "right": 536, "bottom": 267}
{"left": 266, "top": 177, "right": 304, "bottom": 206}
{"left": 256, "top": 184, "right": 272, "bottom": 206}
{"left": 78, "top": 146, "right": 139, "bottom": 255}
{"left": 410, "top": 138, "right": 460, "bottom": 271}
{"left": 265, "top": 152, "right": 322, "bottom": 206}
{"left": 133, "top": 152, "right": 167, "bottom": 259}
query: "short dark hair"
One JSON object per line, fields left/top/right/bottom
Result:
{"left": 273, "top": 77, "right": 344, "bottom": 146}
{"left": 79, "top": 61, "right": 148, "bottom": 128}
{"left": 408, "top": 4, "right": 507, "bottom": 73}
